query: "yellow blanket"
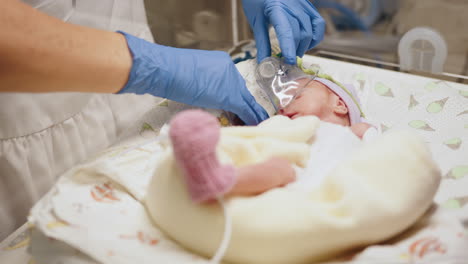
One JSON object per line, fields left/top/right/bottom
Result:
{"left": 146, "top": 116, "right": 441, "bottom": 264}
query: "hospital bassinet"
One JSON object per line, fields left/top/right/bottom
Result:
{"left": 1, "top": 54, "right": 467, "bottom": 264}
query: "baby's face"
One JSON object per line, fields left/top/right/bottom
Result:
{"left": 279, "top": 80, "right": 335, "bottom": 120}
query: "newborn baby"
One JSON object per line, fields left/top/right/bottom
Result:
{"left": 147, "top": 64, "right": 440, "bottom": 264}
{"left": 170, "top": 76, "right": 375, "bottom": 202}
{"left": 279, "top": 78, "right": 372, "bottom": 138}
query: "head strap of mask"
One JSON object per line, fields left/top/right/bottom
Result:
{"left": 255, "top": 57, "right": 319, "bottom": 112}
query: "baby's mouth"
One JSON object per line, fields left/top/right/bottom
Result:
{"left": 291, "top": 113, "right": 301, "bottom": 119}
{"left": 281, "top": 111, "right": 300, "bottom": 119}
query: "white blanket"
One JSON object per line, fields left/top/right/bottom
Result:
{"left": 146, "top": 116, "right": 441, "bottom": 264}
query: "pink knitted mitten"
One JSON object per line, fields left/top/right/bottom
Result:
{"left": 169, "top": 110, "right": 237, "bottom": 203}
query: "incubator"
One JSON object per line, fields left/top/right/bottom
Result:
{"left": 309, "top": 0, "right": 468, "bottom": 80}
{"left": 2, "top": 1, "right": 468, "bottom": 264}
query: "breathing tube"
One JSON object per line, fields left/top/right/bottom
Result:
{"left": 255, "top": 57, "right": 319, "bottom": 112}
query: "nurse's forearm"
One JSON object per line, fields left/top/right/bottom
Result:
{"left": 0, "top": 0, "right": 132, "bottom": 93}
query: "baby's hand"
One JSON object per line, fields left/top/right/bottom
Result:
{"left": 228, "top": 157, "right": 296, "bottom": 197}
{"left": 350, "top": 122, "right": 372, "bottom": 139}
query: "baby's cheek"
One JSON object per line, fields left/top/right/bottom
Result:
{"left": 304, "top": 106, "right": 326, "bottom": 119}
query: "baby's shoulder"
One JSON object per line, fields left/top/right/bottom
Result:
{"left": 350, "top": 122, "right": 373, "bottom": 139}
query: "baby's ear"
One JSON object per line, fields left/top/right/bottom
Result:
{"left": 333, "top": 97, "right": 348, "bottom": 115}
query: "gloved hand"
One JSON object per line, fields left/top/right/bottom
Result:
{"left": 117, "top": 32, "right": 268, "bottom": 125}
{"left": 242, "top": 0, "right": 325, "bottom": 64}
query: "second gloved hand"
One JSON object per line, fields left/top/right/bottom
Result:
{"left": 117, "top": 32, "right": 268, "bottom": 125}
{"left": 242, "top": 0, "right": 325, "bottom": 64}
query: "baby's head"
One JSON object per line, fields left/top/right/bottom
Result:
{"left": 279, "top": 79, "right": 350, "bottom": 126}
{"left": 279, "top": 77, "right": 370, "bottom": 137}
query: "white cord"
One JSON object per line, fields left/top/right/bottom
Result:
{"left": 209, "top": 197, "right": 233, "bottom": 264}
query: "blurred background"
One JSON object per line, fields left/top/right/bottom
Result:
{"left": 24, "top": 0, "right": 468, "bottom": 83}
{"left": 144, "top": 0, "right": 468, "bottom": 83}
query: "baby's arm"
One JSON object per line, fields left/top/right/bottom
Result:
{"left": 350, "top": 122, "right": 372, "bottom": 139}
{"left": 351, "top": 122, "right": 380, "bottom": 142}
{"left": 228, "top": 157, "right": 296, "bottom": 197}
{"left": 170, "top": 109, "right": 298, "bottom": 203}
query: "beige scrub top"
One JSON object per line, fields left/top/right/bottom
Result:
{"left": 0, "top": 0, "right": 156, "bottom": 240}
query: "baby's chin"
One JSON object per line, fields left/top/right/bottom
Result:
{"left": 280, "top": 112, "right": 307, "bottom": 120}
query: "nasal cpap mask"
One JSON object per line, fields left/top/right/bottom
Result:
{"left": 255, "top": 57, "right": 319, "bottom": 112}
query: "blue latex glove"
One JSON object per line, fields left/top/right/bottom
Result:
{"left": 117, "top": 32, "right": 268, "bottom": 125}
{"left": 242, "top": 0, "right": 325, "bottom": 64}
